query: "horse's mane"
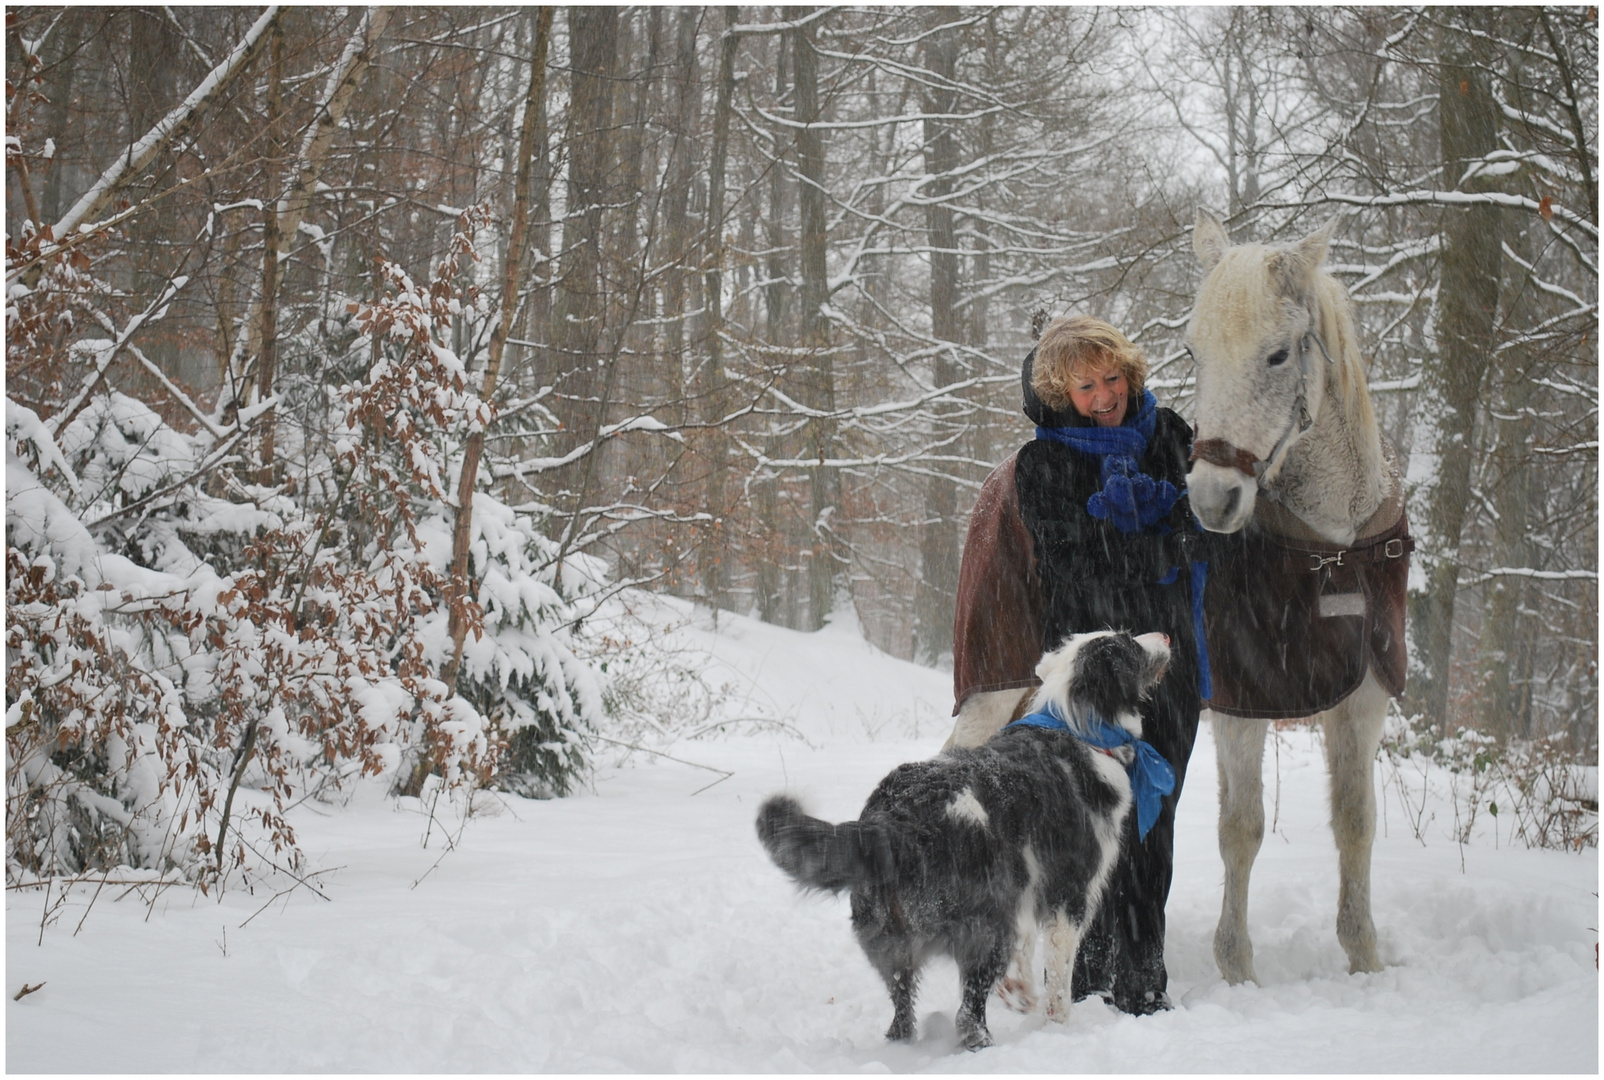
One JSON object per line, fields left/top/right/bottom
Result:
{"left": 1308, "top": 269, "right": 1376, "bottom": 442}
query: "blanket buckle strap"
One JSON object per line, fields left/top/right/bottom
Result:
{"left": 1308, "top": 550, "right": 1345, "bottom": 571}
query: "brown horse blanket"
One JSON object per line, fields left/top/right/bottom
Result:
{"left": 951, "top": 453, "right": 1044, "bottom": 712}
{"left": 1202, "top": 489, "right": 1413, "bottom": 719}
{"left": 953, "top": 453, "right": 1414, "bottom": 720}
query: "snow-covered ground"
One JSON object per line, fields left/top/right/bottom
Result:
{"left": 7, "top": 596, "right": 1598, "bottom": 1072}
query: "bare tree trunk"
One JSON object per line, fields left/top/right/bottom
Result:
{"left": 439, "top": 6, "right": 553, "bottom": 697}
{"left": 255, "top": 23, "right": 286, "bottom": 483}
{"left": 1410, "top": 12, "right": 1503, "bottom": 736}
{"left": 551, "top": 6, "right": 618, "bottom": 519}
{"left": 756, "top": 30, "right": 791, "bottom": 626}
{"left": 789, "top": 6, "right": 839, "bottom": 632}
{"left": 699, "top": 8, "right": 740, "bottom": 617}
{"left": 1477, "top": 357, "right": 1532, "bottom": 741}
{"left": 661, "top": 8, "right": 699, "bottom": 430}
{"left": 913, "top": 11, "right": 961, "bottom": 665}
{"left": 240, "top": 6, "right": 392, "bottom": 405}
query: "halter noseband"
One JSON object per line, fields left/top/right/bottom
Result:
{"left": 1188, "top": 326, "right": 1335, "bottom": 482}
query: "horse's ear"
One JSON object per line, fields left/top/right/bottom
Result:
{"left": 1271, "top": 218, "right": 1338, "bottom": 298}
{"left": 1295, "top": 219, "right": 1336, "bottom": 270}
{"left": 1193, "top": 209, "right": 1229, "bottom": 272}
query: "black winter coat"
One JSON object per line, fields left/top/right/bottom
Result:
{"left": 1013, "top": 406, "right": 1202, "bottom": 702}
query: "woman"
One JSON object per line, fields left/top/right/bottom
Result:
{"left": 945, "top": 314, "right": 1205, "bottom": 1015}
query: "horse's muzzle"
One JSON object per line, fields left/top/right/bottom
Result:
{"left": 1187, "top": 460, "right": 1257, "bottom": 534}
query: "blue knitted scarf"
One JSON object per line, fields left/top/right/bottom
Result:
{"left": 1010, "top": 703, "right": 1176, "bottom": 840}
{"left": 1034, "top": 389, "right": 1179, "bottom": 535}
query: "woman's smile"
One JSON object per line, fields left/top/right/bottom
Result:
{"left": 1069, "top": 366, "right": 1129, "bottom": 427}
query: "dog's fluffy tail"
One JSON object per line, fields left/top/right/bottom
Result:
{"left": 755, "top": 795, "right": 897, "bottom": 893}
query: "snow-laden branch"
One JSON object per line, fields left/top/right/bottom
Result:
{"left": 749, "top": 99, "right": 1007, "bottom": 133}
{"left": 1324, "top": 189, "right": 1597, "bottom": 240}
{"left": 49, "top": 7, "right": 280, "bottom": 244}
{"left": 1466, "top": 567, "right": 1598, "bottom": 586}
{"left": 1500, "top": 242, "right": 1592, "bottom": 310}
{"left": 1530, "top": 442, "right": 1599, "bottom": 457}
{"left": 727, "top": 7, "right": 836, "bottom": 37}
{"left": 277, "top": 9, "right": 390, "bottom": 254}
{"left": 45, "top": 274, "right": 194, "bottom": 437}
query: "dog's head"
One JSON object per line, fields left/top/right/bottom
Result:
{"left": 1029, "top": 630, "right": 1170, "bottom": 737}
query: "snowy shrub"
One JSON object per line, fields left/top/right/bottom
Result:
{"left": 419, "top": 500, "right": 603, "bottom": 798}
{"left": 1381, "top": 706, "right": 1598, "bottom": 851}
{"left": 7, "top": 402, "right": 207, "bottom": 878}
{"left": 6, "top": 214, "right": 606, "bottom": 890}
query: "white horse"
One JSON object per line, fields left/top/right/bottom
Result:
{"left": 1185, "top": 209, "right": 1403, "bottom": 984}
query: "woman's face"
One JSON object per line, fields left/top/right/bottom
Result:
{"left": 1068, "top": 364, "right": 1129, "bottom": 427}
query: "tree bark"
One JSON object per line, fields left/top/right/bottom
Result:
{"left": 255, "top": 23, "right": 286, "bottom": 483}
{"left": 661, "top": 8, "right": 697, "bottom": 430}
{"left": 551, "top": 6, "right": 618, "bottom": 507}
{"left": 755, "top": 30, "right": 791, "bottom": 626}
{"left": 699, "top": 8, "right": 740, "bottom": 617}
{"left": 439, "top": 6, "right": 553, "bottom": 697}
{"left": 1410, "top": 10, "right": 1504, "bottom": 736}
{"left": 913, "top": 11, "right": 962, "bottom": 665}
{"left": 789, "top": 7, "right": 839, "bottom": 632}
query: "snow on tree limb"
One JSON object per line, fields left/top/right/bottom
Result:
{"left": 1323, "top": 189, "right": 1597, "bottom": 240}
{"left": 49, "top": 7, "right": 282, "bottom": 245}
{"left": 44, "top": 274, "right": 195, "bottom": 438}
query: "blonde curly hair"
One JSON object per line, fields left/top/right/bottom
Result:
{"left": 1032, "top": 315, "right": 1147, "bottom": 412}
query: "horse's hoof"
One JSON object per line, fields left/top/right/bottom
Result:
{"left": 885, "top": 1017, "right": 915, "bottom": 1042}
{"left": 1218, "top": 965, "right": 1258, "bottom": 986}
{"left": 1214, "top": 930, "right": 1258, "bottom": 986}
{"left": 1346, "top": 952, "right": 1383, "bottom": 975}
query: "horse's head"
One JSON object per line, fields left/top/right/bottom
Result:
{"left": 1184, "top": 209, "right": 1338, "bottom": 534}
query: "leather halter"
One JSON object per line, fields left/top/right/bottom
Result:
{"left": 1187, "top": 327, "right": 1336, "bottom": 482}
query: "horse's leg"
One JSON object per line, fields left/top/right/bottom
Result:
{"left": 1212, "top": 711, "right": 1269, "bottom": 985}
{"left": 1319, "top": 670, "right": 1388, "bottom": 974}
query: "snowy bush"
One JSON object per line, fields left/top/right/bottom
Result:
{"left": 6, "top": 215, "right": 605, "bottom": 889}
{"left": 416, "top": 499, "right": 604, "bottom": 799}
{"left": 1380, "top": 705, "right": 1598, "bottom": 851}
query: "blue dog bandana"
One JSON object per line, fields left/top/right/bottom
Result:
{"left": 1010, "top": 703, "right": 1177, "bottom": 840}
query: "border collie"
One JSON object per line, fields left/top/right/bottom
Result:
{"left": 756, "top": 629, "right": 1171, "bottom": 1050}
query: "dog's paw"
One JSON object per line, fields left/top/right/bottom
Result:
{"left": 996, "top": 974, "right": 1038, "bottom": 1014}
{"left": 957, "top": 1023, "right": 993, "bottom": 1052}
{"left": 1117, "top": 990, "right": 1173, "bottom": 1016}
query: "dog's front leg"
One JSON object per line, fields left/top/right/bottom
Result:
{"left": 997, "top": 921, "right": 1039, "bottom": 1013}
{"left": 1042, "top": 911, "right": 1082, "bottom": 1023}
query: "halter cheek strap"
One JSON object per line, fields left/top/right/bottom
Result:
{"left": 1188, "top": 324, "right": 1335, "bottom": 483}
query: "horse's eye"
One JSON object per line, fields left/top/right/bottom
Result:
{"left": 1267, "top": 348, "right": 1290, "bottom": 367}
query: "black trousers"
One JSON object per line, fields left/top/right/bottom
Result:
{"left": 1071, "top": 675, "right": 1200, "bottom": 1012}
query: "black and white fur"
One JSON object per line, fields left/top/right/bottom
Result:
{"left": 756, "top": 630, "right": 1170, "bottom": 1050}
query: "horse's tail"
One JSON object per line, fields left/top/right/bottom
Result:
{"left": 755, "top": 795, "right": 898, "bottom": 893}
